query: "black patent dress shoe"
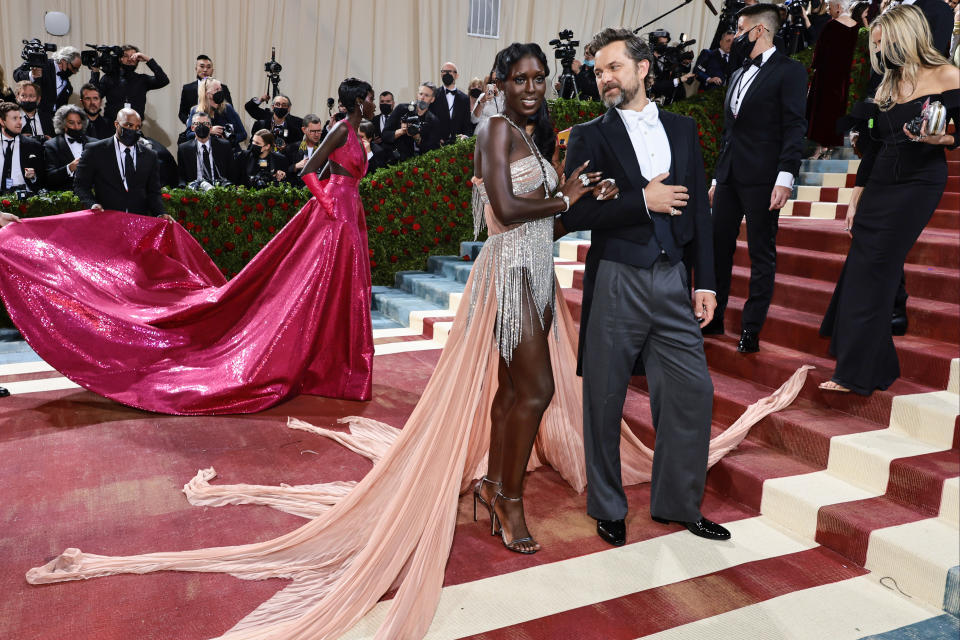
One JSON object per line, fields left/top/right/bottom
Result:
{"left": 700, "top": 316, "right": 725, "bottom": 336}
{"left": 737, "top": 329, "right": 760, "bottom": 353}
{"left": 596, "top": 518, "right": 626, "bottom": 546}
{"left": 891, "top": 310, "right": 908, "bottom": 336}
{"left": 0, "top": 387, "right": 9, "bottom": 398}
{"left": 652, "top": 515, "right": 731, "bottom": 540}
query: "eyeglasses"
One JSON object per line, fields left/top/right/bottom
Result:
{"left": 440, "top": 69, "right": 458, "bottom": 74}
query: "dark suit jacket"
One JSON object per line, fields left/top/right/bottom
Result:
{"left": 1, "top": 135, "right": 45, "bottom": 193}
{"left": 177, "top": 137, "right": 235, "bottom": 185}
{"left": 43, "top": 134, "right": 86, "bottom": 190}
{"left": 178, "top": 80, "right": 233, "bottom": 123}
{"left": 91, "top": 59, "right": 170, "bottom": 122}
{"left": 20, "top": 110, "right": 54, "bottom": 141}
{"left": 238, "top": 149, "right": 289, "bottom": 187}
{"left": 694, "top": 48, "right": 732, "bottom": 87}
{"left": 141, "top": 137, "right": 179, "bottom": 188}
{"left": 561, "top": 108, "right": 715, "bottom": 375}
{"left": 12, "top": 59, "right": 72, "bottom": 117}
{"left": 714, "top": 50, "right": 807, "bottom": 186}
{"left": 73, "top": 136, "right": 165, "bottom": 216}
{"left": 912, "top": 0, "right": 953, "bottom": 56}
{"left": 381, "top": 104, "right": 441, "bottom": 161}
{"left": 429, "top": 88, "right": 473, "bottom": 142}
{"left": 248, "top": 105, "right": 304, "bottom": 149}
{"left": 85, "top": 114, "right": 115, "bottom": 140}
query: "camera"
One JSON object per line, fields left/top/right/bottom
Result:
{"left": 710, "top": 0, "right": 745, "bottom": 49}
{"left": 21, "top": 39, "right": 56, "bottom": 67}
{"left": 188, "top": 178, "right": 232, "bottom": 192}
{"left": 81, "top": 44, "right": 124, "bottom": 74}
{"left": 549, "top": 29, "right": 581, "bottom": 99}
{"left": 264, "top": 47, "right": 282, "bottom": 96}
{"left": 401, "top": 104, "right": 424, "bottom": 136}
{"left": 221, "top": 123, "right": 235, "bottom": 139}
{"left": 249, "top": 158, "right": 278, "bottom": 189}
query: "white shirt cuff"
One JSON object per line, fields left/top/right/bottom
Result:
{"left": 775, "top": 171, "right": 794, "bottom": 190}
{"left": 711, "top": 178, "right": 716, "bottom": 187}
{"left": 694, "top": 289, "right": 716, "bottom": 296}
{"left": 67, "top": 166, "right": 75, "bottom": 177}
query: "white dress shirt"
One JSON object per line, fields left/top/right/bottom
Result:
{"left": 618, "top": 103, "right": 714, "bottom": 295}
{"left": 195, "top": 139, "right": 214, "bottom": 180}
{"left": 718, "top": 46, "right": 794, "bottom": 191}
{"left": 28, "top": 68, "right": 67, "bottom": 97}
{"left": 65, "top": 134, "right": 84, "bottom": 177}
{"left": 444, "top": 86, "right": 456, "bottom": 117}
{"left": 0, "top": 134, "right": 27, "bottom": 189}
{"left": 20, "top": 110, "right": 43, "bottom": 137}
{"left": 114, "top": 137, "right": 137, "bottom": 190}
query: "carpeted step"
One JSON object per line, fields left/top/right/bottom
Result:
{"left": 728, "top": 265, "right": 960, "bottom": 344}
{"left": 929, "top": 208, "right": 960, "bottom": 231}
{"left": 427, "top": 255, "right": 475, "bottom": 283}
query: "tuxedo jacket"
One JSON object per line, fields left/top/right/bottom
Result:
{"left": 912, "top": 0, "right": 953, "bottom": 56}
{"left": 43, "top": 134, "right": 85, "bottom": 190}
{"left": 178, "top": 80, "right": 233, "bottom": 123}
{"left": 429, "top": 87, "right": 473, "bottom": 142}
{"left": 694, "top": 48, "right": 732, "bottom": 86}
{"left": 381, "top": 105, "right": 441, "bottom": 161}
{"left": 714, "top": 49, "right": 807, "bottom": 186}
{"left": 177, "top": 137, "right": 235, "bottom": 185}
{"left": 73, "top": 136, "right": 165, "bottom": 216}
{"left": 1, "top": 135, "right": 45, "bottom": 193}
{"left": 561, "top": 108, "right": 715, "bottom": 375}
{"left": 13, "top": 59, "right": 72, "bottom": 117}
{"left": 141, "top": 137, "right": 180, "bottom": 189}
{"left": 85, "top": 115, "right": 115, "bottom": 140}
{"left": 20, "top": 111, "right": 55, "bottom": 141}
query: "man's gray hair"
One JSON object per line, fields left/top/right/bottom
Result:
{"left": 54, "top": 46, "right": 81, "bottom": 65}
{"left": 52, "top": 104, "right": 87, "bottom": 135}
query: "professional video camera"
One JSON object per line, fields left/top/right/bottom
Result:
{"left": 651, "top": 32, "right": 697, "bottom": 96}
{"left": 710, "top": 0, "right": 746, "bottom": 49}
{"left": 188, "top": 177, "right": 233, "bottom": 192}
{"left": 250, "top": 159, "right": 278, "bottom": 189}
{"left": 779, "top": 0, "right": 814, "bottom": 54}
{"left": 81, "top": 44, "right": 124, "bottom": 74}
{"left": 264, "top": 47, "right": 282, "bottom": 98}
{"left": 21, "top": 39, "right": 56, "bottom": 67}
{"left": 549, "top": 29, "right": 581, "bottom": 99}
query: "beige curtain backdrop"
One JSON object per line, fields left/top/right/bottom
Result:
{"left": 1, "top": 0, "right": 720, "bottom": 151}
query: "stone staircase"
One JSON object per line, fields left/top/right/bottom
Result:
{"left": 368, "top": 144, "right": 960, "bottom": 619}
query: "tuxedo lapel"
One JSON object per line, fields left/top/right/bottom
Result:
{"left": 598, "top": 109, "right": 648, "bottom": 191}
{"left": 724, "top": 67, "right": 743, "bottom": 113}
{"left": 738, "top": 53, "right": 780, "bottom": 112}
{"left": 659, "top": 112, "right": 687, "bottom": 187}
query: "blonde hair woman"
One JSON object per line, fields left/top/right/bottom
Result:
{"left": 0, "top": 64, "right": 14, "bottom": 103}
{"left": 184, "top": 77, "right": 247, "bottom": 145}
{"left": 820, "top": 4, "right": 959, "bottom": 394}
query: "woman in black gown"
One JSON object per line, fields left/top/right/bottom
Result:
{"left": 820, "top": 4, "right": 960, "bottom": 394}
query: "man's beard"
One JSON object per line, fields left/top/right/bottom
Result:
{"left": 84, "top": 109, "right": 100, "bottom": 118}
{"left": 601, "top": 77, "right": 640, "bottom": 109}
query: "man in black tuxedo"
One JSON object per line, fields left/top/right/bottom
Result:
{"left": 560, "top": 28, "right": 729, "bottom": 547}
{"left": 382, "top": 83, "right": 442, "bottom": 161}
{"left": 429, "top": 62, "right": 473, "bottom": 143}
{"left": 14, "top": 81, "right": 53, "bottom": 140}
{"left": 705, "top": 3, "right": 807, "bottom": 353}
{"left": 43, "top": 105, "right": 89, "bottom": 191}
{"left": 74, "top": 108, "right": 166, "bottom": 217}
{"left": 79, "top": 83, "right": 114, "bottom": 140}
{"left": 178, "top": 55, "right": 233, "bottom": 124}
{"left": 245, "top": 93, "right": 303, "bottom": 151}
{"left": 90, "top": 46, "right": 170, "bottom": 124}
{"left": 372, "top": 91, "right": 394, "bottom": 140}
{"left": 694, "top": 30, "right": 736, "bottom": 90}
{"left": 12, "top": 46, "right": 82, "bottom": 119}
{"left": 177, "top": 111, "right": 234, "bottom": 186}
{"left": 0, "top": 102, "right": 44, "bottom": 194}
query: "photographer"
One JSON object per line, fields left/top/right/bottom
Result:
{"left": 238, "top": 130, "right": 288, "bottom": 187}
{"left": 178, "top": 111, "right": 234, "bottom": 187}
{"left": 0, "top": 101, "right": 43, "bottom": 194}
{"left": 648, "top": 31, "right": 696, "bottom": 103}
{"left": 470, "top": 73, "right": 503, "bottom": 124}
{"left": 178, "top": 55, "right": 233, "bottom": 124}
{"left": 382, "top": 82, "right": 441, "bottom": 161}
{"left": 573, "top": 47, "right": 601, "bottom": 100}
{"left": 43, "top": 104, "right": 88, "bottom": 191}
{"left": 694, "top": 30, "right": 735, "bottom": 90}
{"left": 13, "top": 45, "right": 82, "bottom": 118}
{"left": 90, "top": 45, "right": 169, "bottom": 123}
{"left": 80, "top": 83, "right": 113, "bottom": 140}
{"left": 285, "top": 114, "right": 323, "bottom": 187}
{"left": 245, "top": 93, "right": 303, "bottom": 151}
{"left": 184, "top": 78, "right": 247, "bottom": 147}
{"left": 14, "top": 81, "right": 52, "bottom": 139}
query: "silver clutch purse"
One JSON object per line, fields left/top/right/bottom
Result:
{"left": 924, "top": 100, "right": 947, "bottom": 136}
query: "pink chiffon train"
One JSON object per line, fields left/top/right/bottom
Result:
{"left": 24, "top": 206, "right": 812, "bottom": 638}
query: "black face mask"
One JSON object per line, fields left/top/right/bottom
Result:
{"left": 18, "top": 100, "right": 37, "bottom": 113}
{"left": 441, "top": 72, "right": 455, "bottom": 87}
{"left": 250, "top": 143, "right": 263, "bottom": 155}
{"left": 379, "top": 103, "right": 393, "bottom": 115}
{"left": 211, "top": 90, "right": 225, "bottom": 105}
{"left": 875, "top": 50, "right": 900, "bottom": 71}
{"left": 729, "top": 29, "right": 756, "bottom": 68}
{"left": 273, "top": 107, "right": 288, "bottom": 119}
{"left": 194, "top": 123, "right": 211, "bottom": 139}
{"left": 58, "top": 68, "right": 74, "bottom": 79}
{"left": 469, "top": 88, "right": 483, "bottom": 98}
{"left": 116, "top": 127, "right": 140, "bottom": 146}
{"left": 121, "top": 62, "right": 137, "bottom": 74}
{"left": 2, "top": 126, "right": 18, "bottom": 138}
{"left": 66, "top": 128, "right": 86, "bottom": 143}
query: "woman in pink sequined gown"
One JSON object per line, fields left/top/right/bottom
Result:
{"left": 0, "top": 81, "right": 375, "bottom": 414}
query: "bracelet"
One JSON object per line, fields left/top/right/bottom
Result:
{"left": 556, "top": 193, "right": 570, "bottom": 212}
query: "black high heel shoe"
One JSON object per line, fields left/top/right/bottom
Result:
{"left": 472, "top": 476, "right": 501, "bottom": 533}
{"left": 490, "top": 490, "right": 539, "bottom": 554}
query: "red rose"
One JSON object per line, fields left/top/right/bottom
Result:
{"left": 435, "top": 224, "right": 442, "bottom": 232}
{"left": 433, "top": 158, "right": 440, "bottom": 163}
{"left": 203, "top": 209, "right": 210, "bottom": 217}
{"left": 1, "top": 199, "right": 11, "bottom": 207}
{"left": 370, "top": 260, "right": 377, "bottom": 267}
{"left": 412, "top": 167, "right": 419, "bottom": 174}
{"left": 224, "top": 241, "right": 235, "bottom": 250}
{"left": 243, "top": 205, "right": 252, "bottom": 213}
{"left": 401, "top": 228, "right": 408, "bottom": 235}
{"left": 253, "top": 221, "right": 262, "bottom": 229}
{"left": 255, "top": 203, "right": 264, "bottom": 212}
{"left": 227, "top": 215, "right": 235, "bottom": 223}
{"left": 161, "top": 193, "right": 172, "bottom": 200}
{"left": 241, "top": 214, "right": 247, "bottom": 221}
{"left": 181, "top": 196, "right": 189, "bottom": 203}
{"left": 400, "top": 187, "right": 407, "bottom": 194}
{"left": 448, "top": 203, "right": 455, "bottom": 210}
{"left": 402, "top": 215, "right": 415, "bottom": 224}
{"left": 387, "top": 214, "right": 395, "bottom": 221}
{"left": 294, "top": 199, "right": 301, "bottom": 206}
{"left": 423, "top": 188, "right": 430, "bottom": 195}
{"left": 467, "top": 153, "right": 474, "bottom": 160}
{"left": 412, "top": 223, "right": 421, "bottom": 230}
{"left": 443, "top": 195, "right": 450, "bottom": 202}
{"left": 448, "top": 221, "right": 456, "bottom": 228}
{"left": 390, "top": 255, "right": 398, "bottom": 263}
{"left": 385, "top": 178, "right": 393, "bottom": 186}
{"left": 214, "top": 248, "right": 223, "bottom": 256}
{"left": 246, "top": 233, "right": 253, "bottom": 241}
{"left": 422, "top": 246, "right": 430, "bottom": 253}
{"left": 268, "top": 226, "right": 276, "bottom": 233}
{"left": 448, "top": 157, "right": 456, "bottom": 164}
{"left": 371, "top": 180, "right": 378, "bottom": 188}
{"left": 453, "top": 176, "right": 461, "bottom": 183}
{"left": 266, "top": 198, "right": 276, "bottom": 206}
{"left": 211, "top": 220, "right": 220, "bottom": 228}
{"left": 373, "top": 204, "right": 380, "bottom": 212}
{"left": 461, "top": 166, "right": 469, "bottom": 173}
{"left": 462, "top": 255, "right": 470, "bottom": 261}
{"left": 405, "top": 180, "right": 414, "bottom": 187}
{"left": 461, "top": 201, "right": 468, "bottom": 209}
{"left": 433, "top": 237, "right": 440, "bottom": 244}
{"left": 391, "top": 228, "right": 400, "bottom": 236}
{"left": 376, "top": 225, "right": 385, "bottom": 233}
{"left": 18, "top": 203, "right": 27, "bottom": 214}
{"left": 234, "top": 225, "right": 243, "bottom": 234}
{"left": 280, "top": 202, "right": 289, "bottom": 210}
{"left": 242, "top": 250, "right": 250, "bottom": 259}
{"left": 396, "top": 170, "right": 404, "bottom": 177}
{"left": 202, "top": 237, "right": 210, "bottom": 244}
{"left": 264, "top": 211, "right": 272, "bottom": 219}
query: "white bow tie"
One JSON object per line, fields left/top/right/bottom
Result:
{"left": 619, "top": 103, "right": 659, "bottom": 130}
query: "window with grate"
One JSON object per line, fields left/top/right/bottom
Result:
{"left": 468, "top": 0, "right": 500, "bottom": 39}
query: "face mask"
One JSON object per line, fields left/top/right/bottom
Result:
{"left": 58, "top": 68, "right": 73, "bottom": 79}
{"left": 442, "top": 72, "right": 455, "bottom": 86}
{"left": 416, "top": 100, "right": 428, "bottom": 111}
{"left": 584, "top": 59, "right": 595, "bottom": 68}
{"left": 211, "top": 91, "right": 225, "bottom": 105}
{"left": 18, "top": 100, "right": 37, "bottom": 113}
{"left": 273, "top": 107, "right": 288, "bottom": 119}
{"left": 66, "top": 128, "right": 86, "bottom": 141}
{"left": 194, "top": 123, "right": 211, "bottom": 138}
{"left": 729, "top": 28, "right": 756, "bottom": 66}
{"left": 875, "top": 50, "right": 900, "bottom": 71}
{"left": 116, "top": 127, "right": 140, "bottom": 146}
{"left": 469, "top": 88, "right": 483, "bottom": 98}
{"left": 121, "top": 62, "right": 137, "bottom": 73}
{"left": 250, "top": 143, "right": 263, "bottom": 155}
{"left": 379, "top": 103, "right": 393, "bottom": 115}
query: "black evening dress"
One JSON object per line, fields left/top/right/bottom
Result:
{"left": 820, "top": 89, "right": 960, "bottom": 394}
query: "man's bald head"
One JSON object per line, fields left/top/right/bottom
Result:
{"left": 115, "top": 108, "right": 142, "bottom": 129}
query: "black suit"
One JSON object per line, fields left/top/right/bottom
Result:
{"left": 91, "top": 60, "right": 170, "bottom": 122}
{"left": 178, "top": 80, "right": 233, "bottom": 123}
{"left": 141, "top": 137, "right": 179, "bottom": 188}
{"left": 912, "top": 0, "right": 953, "bottom": 56}
{"left": 73, "top": 136, "right": 165, "bottom": 216}
{"left": 429, "top": 87, "right": 472, "bottom": 143}
{"left": 177, "top": 137, "right": 234, "bottom": 185}
{"left": 0, "top": 135, "right": 44, "bottom": 193}
{"left": 12, "top": 60, "right": 73, "bottom": 117}
{"left": 712, "top": 50, "right": 807, "bottom": 334}
{"left": 381, "top": 104, "right": 441, "bottom": 161}
{"left": 561, "top": 107, "right": 716, "bottom": 523}
{"left": 284, "top": 143, "right": 320, "bottom": 187}
{"left": 20, "top": 110, "right": 54, "bottom": 141}
{"left": 43, "top": 134, "right": 86, "bottom": 191}
{"left": 245, "top": 99, "right": 304, "bottom": 149}
{"left": 237, "top": 149, "right": 289, "bottom": 187}
{"left": 85, "top": 114, "right": 115, "bottom": 140}
{"left": 694, "top": 48, "right": 732, "bottom": 89}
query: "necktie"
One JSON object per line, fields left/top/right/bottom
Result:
{"left": 1, "top": 140, "right": 12, "bottom": 190}
{"left": 201, "top": 144, "right": 213, "bottom": 181}
{"left": 27, "top": 117, "right": 36, "bottom": 135}
{"left": 124, "top": 148, "right": 135, "bottom": 191}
